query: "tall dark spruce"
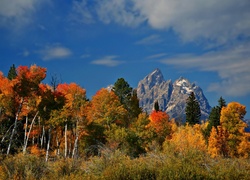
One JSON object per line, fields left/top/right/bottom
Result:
{"left": 185, "top": 92, "right": 201, "bottom": 125}
{"left": 113, "top": 78, "right": 142, "bottom": 127}
{"left": 7, "top": 64, "right": 17, "bottom": 80}
{"left": 204, "top": 97, "right": 227, "bottom": 140}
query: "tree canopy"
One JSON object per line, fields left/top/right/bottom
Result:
{"left": 185, "top": 92, "right": 201, "bottom": 125}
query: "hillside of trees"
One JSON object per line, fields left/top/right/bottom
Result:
{"left": 0, "top": 65, "right": 250, "bottom": 179}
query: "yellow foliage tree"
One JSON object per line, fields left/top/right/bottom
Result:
{"left": 167, "top": 124, "right": 206, "bottom": 154}
{"left": 208, "top": 126, "right": 229, "bottom": 158}
{"left": 87, "top": 88, "right": 127, "bottom": 128}
{"left": 208, "top": 127, "right": 219, "bottom": 158}
{"left": 237, "top": 132, "right": 250, "bottom": 158}
{"left": 220, "top": 102, "right": 247, "bottom": 157}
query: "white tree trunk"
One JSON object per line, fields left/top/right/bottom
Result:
{"left": 72, "top": 135, "right": 78, "bottom": 158}
{"left": 56, "top": 135, "right": 60, "bottom": 156}
{"left": 7, "top": 97, "right": 23, "bottom": 155}
{"left": 45, "top": 127, "right": 51, "bottom": 162}
{"left": 23, "top": 111, "right": 39, "bottom": 154}
{"left": 24, "top": 116, "right": 28, "bottom": 147}
{"left": 72, "top": 120, "right": 78, "bottom": 159}
{"left": 64, "top": 123, "right": 67, "bottom": 158}
{"left": 41, "top": 125, "right": 46, "bottom": 148}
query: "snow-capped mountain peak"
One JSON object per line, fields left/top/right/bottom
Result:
{"left": 144, "top": 68, "right": 165, "bottom": 89}
{"left": 174, "top": 77, "right": 194, "bottom": 94}
{"left": 137, "top": 69, "right": 211, "bottom": 123}
{"left": 175, "top": 77, "right": 189, "bottom": 86}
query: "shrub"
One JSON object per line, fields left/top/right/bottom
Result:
{"left": 0, "top": 153, "right": 49, "bottom": 180}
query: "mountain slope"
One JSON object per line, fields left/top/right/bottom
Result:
{"left": 137, "top": 69, "right": 211, "bottom": 123}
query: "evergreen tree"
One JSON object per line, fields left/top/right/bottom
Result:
{"left": 113, "top": 78, "right": 142, "bottom": 126}
{"left": 209, "top": 97, "right": 226, "bottom": 128}
{"left": 185, "top": 92, "right": 201, "bottom": 125}
{"left": 208, "top": 107, "right": 221, "bottom": 127}
{"left": 113, "top": 78, "right": 132, "bottom": 105}
{"left": 218, "top": 96, "right": 226, "bottom": 110}
{"left": 203, "top": 97, "right": 226, "bottom": 141}
{"left": 154, "top": 101, "right": 160, "bottom": 112}
{"left": 7, "top": 64, "right": 17, "bottom": 80}
{"left": 128, "top": 89, "right": 142, "bottom": 118}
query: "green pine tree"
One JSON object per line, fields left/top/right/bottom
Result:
{"left": 113, "top": 78, "right": 132, "bottom": 105}
{"left": 203, "top": 97, "right": 226, "bottom": 142}
{"left": 185, "top": 92, "right": 201, "bottom": 125}
{"left": 218, "top": 96, "right": 226, "bottom": 110}
{"left": 128, "top": 89, "right": 142, "bottom": 118}
{"left": 7, "top": 64, "right": 17, "bottom": 80}
{"left": 154, "top": 101, "right": 160, "bottom": 112}
{"left": 209, "top": 97, "right": 226, "bottom": 128}
{"left": 113, "top": 78, "right": 142, "bottom": 126}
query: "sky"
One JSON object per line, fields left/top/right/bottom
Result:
{"left": 0, "top": 0, "right": 250, "bottom": 118}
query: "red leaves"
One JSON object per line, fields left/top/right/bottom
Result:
{"left": 149, "top": 110, "right": 170, "bottom": 134}
{"left": 16, "top": 65, "right": 46, "bottom": 84}
{"left": 13, "top": 65, "right": 47, "bottom": 97}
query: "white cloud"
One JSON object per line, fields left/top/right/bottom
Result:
{"left": 71, "top": 0, "right": 95, "bottom": 24}
{"left": 74, "top": 0, "right": 250, "bottom": 45}
{"left": 134, "top": 0, "right": 250, "bottom": 44}
{"left": 146, "top": 53, "right": 167, "bottom": 59}
{"left": 95, "top": 0, "right": 144, "bottom": 27}
{"left": 136, "top": 35, "right": 163, "bottom": 45}
{"left": 71, "top": 0, "right": 145, "bottom": 27}
{"left": 81, "top": 54, "right": 91, "bottom": 59}
{"left": 23, "top": 50, "right": 30, "bottom": 57}
{"left": 91, "top": 55, "right": 125, "bottom": 67}
{"left": 39, "top": 45, "right": 72, "bottom": 61}
{"left": 0, "top": 0, "right": 49, "bottom": 28}
{"left": 160, "top": 43, "right": 250, "bottom": 96}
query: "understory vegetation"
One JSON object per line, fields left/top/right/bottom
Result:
{"left": 1, "top": 148, "right": 250, "bottom": 180}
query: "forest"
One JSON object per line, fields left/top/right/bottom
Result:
{"left": 0, "top": 64, "right": 250, "bottom": 179}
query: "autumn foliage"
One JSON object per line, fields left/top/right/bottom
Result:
{"left": 207, "top": 102, "right": 250, "bottom": 158}
{"left": 0, "top": 64, "right": 250, "bottom": 167}
{"left": 168, "top": 124, "right": 207, "bottom": 154}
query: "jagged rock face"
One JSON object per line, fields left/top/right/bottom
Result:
{"left": 137, "top": 69, "right": 211, "bottom": 123}
{"left": 137, "top": 68, "right": 172, "bottom": 113}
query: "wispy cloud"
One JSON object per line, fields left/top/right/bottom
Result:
{"left": 134, "top": 0, "right": 250, "bottom": 45}
{"left": 70, "top": 0, "right": 95, "bottom": 24}
{"left": 146, "top": 53, "right": 167, "bottom": 59}
{"left": 71, "top": 0, "right": 145, "bottom": 27}
{"left": 91, "top": 55, "right": 125, "bottom": 67}
{"left": 73, "top": 0, "right": 250, "bottom": 45}
{"left": 22, "top": 50, "right": 30, "bottom": 57}
{"left": 95, "top": 0, "right": 144, "bottom": 27}
{"left": 136, "top": 35, "right": 163, "bottom": 45}
{"left": 39, "top": 44, "right": 72, "bottom": 61}
{"left": 0, "top": 0, "right": 49, "bottom": 28}
{"left": 160, "top": 43, "right": 250, "bottom": 96}
{"left": 81, "top": 54, "right": 91, "bottom": 59}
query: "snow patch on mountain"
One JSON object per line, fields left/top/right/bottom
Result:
{"left": 137, "top": 69, "right": 211, "bottom": 123}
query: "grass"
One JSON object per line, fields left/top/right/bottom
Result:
{"left": 0, "top": 148, "right": 250, "bottom": 180}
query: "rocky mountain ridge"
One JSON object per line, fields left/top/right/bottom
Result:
{"left": 137, "top": 68, "right": 211, "bottom": 123}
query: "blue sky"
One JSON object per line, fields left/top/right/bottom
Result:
{"left": 0, "top": 0, "right": 250, "bottom": 118}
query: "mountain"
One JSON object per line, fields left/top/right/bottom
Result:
{"left": 245, "top": 119, "right": 250, "bottom": 132}
{"left": 137, "top": 68, "right": 211, "bottom": 123}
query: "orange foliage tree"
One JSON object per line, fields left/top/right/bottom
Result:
{"left": 0, "top": 65, "right": 46, "bottom": 155}
{"left": 148, "top": 110, "right": 171, "bottom": 144}
{"left": 49, "top": 83, "right": 87, "bottom": 158}
{"left": 87, "top": 88, "right": 127, "bottom": 128}
{"left": 208, "top": 126, "right": 229, "bottom": 158}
